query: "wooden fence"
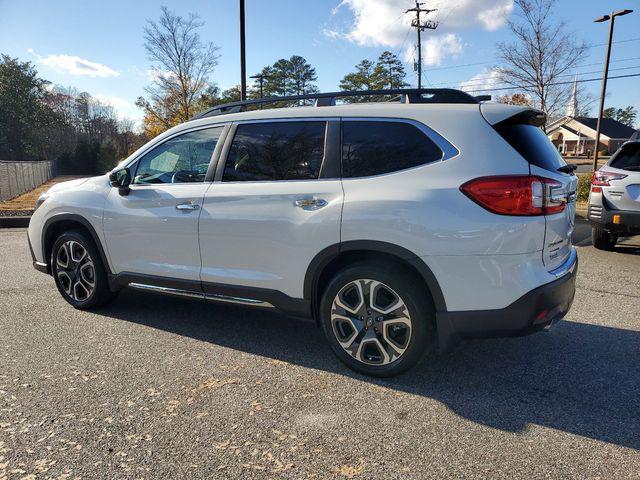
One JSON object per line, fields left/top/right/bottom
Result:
{"left": 0, "top": 160, "right": 54, "bottom": 201}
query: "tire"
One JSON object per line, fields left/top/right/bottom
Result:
{"left": 592, "top": 226, "right": 617, "bottom": 251}
{"left": 51, "top": 230, "right": 118, "bottom": 309}
{"left": 319, "top": 262, "right": 435, "bottom": 377}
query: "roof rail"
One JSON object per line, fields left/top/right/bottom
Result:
{"left": 191, "top": 88, "right": 479, "bottom": 120}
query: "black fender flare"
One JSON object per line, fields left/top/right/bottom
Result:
{"left": 303, "top": 240, "right": 447, "bottom": 313}
{"left": 41, "top": 213, "right": 112, "bottom": 274}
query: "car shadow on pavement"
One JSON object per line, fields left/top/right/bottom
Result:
{"left": 99, "top": 291, "right": 640, "bottom": 451}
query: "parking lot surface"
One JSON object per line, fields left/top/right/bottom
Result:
{"left": 1, "top": 220, "right": 639, "bottom": 479}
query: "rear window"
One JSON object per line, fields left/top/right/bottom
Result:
{"left": 342, "top": 121, "right": 443, "bottom": 178}
{"left": 495, "top": 123, "right": 566, "bottom": 172}
{"left": 610, "top": 143, "right": 640, "bottom": 171}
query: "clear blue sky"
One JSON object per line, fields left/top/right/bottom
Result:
{"left": 1, "top": 0, "right": 638, "bottom": 125}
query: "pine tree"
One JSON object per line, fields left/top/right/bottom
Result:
{"left": 339, "top": 60, "right": 375, "bottom": 91}
{"left": 250, "top": 56, "right": 318, "bottom": 106}
{"left": 339, "top": 52, "right": 408, "bottom": 103}
{"left": 372, "top": 51, "right": 409, "bottom": 90}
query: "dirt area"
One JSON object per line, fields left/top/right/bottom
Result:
{"left": 0, "top": 176, "right": 83, "bottom": 215}
{"left": 565, "top": 156, "right": 610, "bottom": 165}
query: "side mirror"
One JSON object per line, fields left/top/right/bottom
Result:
{"left": 109, "top": 168, "right": 131, "bottom": 196}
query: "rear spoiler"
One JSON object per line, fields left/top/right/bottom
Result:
{"left": 480, "top": 104, "right": 546, "bottom": 127}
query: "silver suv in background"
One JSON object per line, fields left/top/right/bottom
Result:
{"left": 588, "top": 141, "right": 640, "bottom": 250}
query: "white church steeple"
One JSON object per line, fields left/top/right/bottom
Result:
{"left": 566, "top": 75, "right": 578, "bottom": 117}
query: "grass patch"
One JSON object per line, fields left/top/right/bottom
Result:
{"left": 0, "top": 176, "right": 83, "bottom": 212}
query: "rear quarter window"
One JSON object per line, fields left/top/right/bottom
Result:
{"left": 610, "top": 143, "right": 640, "bottom": 171}
{"left": 341, "top": 121, "right": 443, "bottom": 178}
{"left": 495, "top": 123, "right": 566, "bottom": 172}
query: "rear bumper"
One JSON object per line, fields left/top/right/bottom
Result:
{"left": 436, "top": 248, "right": 577, "bottom": 350}
{"left": 588, "top": 200, "right": 640, "bottom": 234}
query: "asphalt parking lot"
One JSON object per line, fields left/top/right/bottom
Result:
{"left": 1, "top": 219, "right": 639, "bottom": 479}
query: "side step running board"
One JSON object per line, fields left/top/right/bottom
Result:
{"left": 127, "top": 282, "right": 275, "bottom": 308}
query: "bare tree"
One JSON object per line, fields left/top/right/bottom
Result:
{"left": 497, "top": 93, "right": 534, "bottom": 106}
{"left": 496, "top": 0, "right": 587, "bottom": 122}
{"left": 137, "top": 6, "right": 219, "bottom": 131}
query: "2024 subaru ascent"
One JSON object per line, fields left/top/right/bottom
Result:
{"left": 28, "top": 89, "right": 578, "bottom": 377}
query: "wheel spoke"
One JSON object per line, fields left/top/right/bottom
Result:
{"left": 57, "top": 271, "right": 73, "bottom": 295}
{"left": 73, "top": 279, "right": 90, "bottom": 301}
{"left": 355, "top": 333, "right": 391, "bottom": 365}
{"left": 370, "top": 281, "right": 402, "bottom": 314}
{"left": 79, "top": 261, "right": 95, "bottom": 287}
{"left": 69, "top": 241, "right": 87, "bottom": 263}
{"left": 56, "top": 243, "right": 70, "bottom": 269}
{"left": 334, "top": 280, "right": 365, "bottom": 315}
{"left": 55, "top": 240, "right": 95, "bottom": 302}
{"left": 381, "top": 317, "right": 412, "bottom": 358}
{"left": 331, "top": 314, "right": 364, "bottom": 350}
{"left": 331, "top": 279, "right": 412, "bottom": 367}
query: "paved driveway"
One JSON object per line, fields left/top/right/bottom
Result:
{"left": 1, "top": 221, "right": 639, "bottom": 479}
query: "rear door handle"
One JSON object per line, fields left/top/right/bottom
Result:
{"left": 294, "top": 198, "right": 327, "bottom": 211}
{"left": 176, "top": 202, "right": 200, "bottom": 211}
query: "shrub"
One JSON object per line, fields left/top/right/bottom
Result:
{"left": 577, "top": 173, "right": 592, "bottom": 202}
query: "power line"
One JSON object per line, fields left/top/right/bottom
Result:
{"left": 394, "top": 26, "right": 412, "bottom": 60}
{"left": 438, "top": 63, "right": 640, "bottom": 89}
{"left": 590, "top": 36, "right": 640, "bottom": 48}
{"left": 463, "top": 72, "right": 640, "bottom": 94}
{"left": 418, "top": 37, "right": 640, "bottom": 73}
{"left": 436, "top": 0, "right": 459, "bottom": 27}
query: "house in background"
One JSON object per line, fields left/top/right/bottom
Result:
{"left": 546, "top": 79, "right": 637, "bottom": 156}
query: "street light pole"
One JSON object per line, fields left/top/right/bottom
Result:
{"left": 592, "top": 9, "right": 633, "bottom": 171}
{"left": 249, "top": 74, "right": 264, "bottom": 98}
{"left": 239, "top": 0, "right": 247, "bottom": 101}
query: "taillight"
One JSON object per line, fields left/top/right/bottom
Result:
{"left": 592, "top": 170, "right": 627, "bottom": 186}
{"left": 460, "top": 175, "right": 566, "bottom": 216}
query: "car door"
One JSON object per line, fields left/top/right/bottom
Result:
{"left": 198, "top": 119, "right": 343, "bottom": 301}
{"left": 103, "top": 125, "right": 226, "bottom": 283}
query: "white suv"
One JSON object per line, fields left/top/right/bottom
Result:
{"left": 28, "top": 89, "right": 578, "bottom": 377}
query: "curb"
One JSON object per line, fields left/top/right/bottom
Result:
{"left": 0, "top": 216, "right": 31, "bottom": 228}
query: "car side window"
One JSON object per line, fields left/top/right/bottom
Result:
{"left": 133, "top": 127, "right": 223, "bottom": 184}
{"left": 342, "top": 121, "right": 443, "bottom": 178}
{"left": 222, "top": 121, "right": 326, "bottom": 182}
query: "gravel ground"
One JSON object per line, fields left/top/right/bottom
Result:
{"left": 1, "top": 220, "right": 639, "bottom": 479}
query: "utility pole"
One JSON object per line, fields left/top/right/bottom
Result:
{"left": 239, "top": 0, "right": 247, "bottom": 101}
{"left": 592, "top": 9, "right": 633, "bottom": 171}
{"left": 405, "top": 1, "right": 438, "bottom": 89}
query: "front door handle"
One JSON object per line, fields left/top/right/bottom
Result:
{"left": 294, "top": 198, "right": 328, "bottom": 211}
{"left": 176, "top": 202, "right": 200, "bottom": 211}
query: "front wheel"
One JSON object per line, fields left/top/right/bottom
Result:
{"left": 592, "top": 226, "right": 617, "bottom": 251}
{"left": 320, "top": 262, "right": 435, "bottom": 377}
{"left": 51, "top": 230, "right": 118, "bottom": 309}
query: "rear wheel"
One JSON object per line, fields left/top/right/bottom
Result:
{"left": 51, "top": 230, "right": 118, "bottom": 309}
{"left": 592, "top": 226, "right": 617, "bottom": 251}
{"left": 320, "top": 262, "right": 434, "bottom": 377}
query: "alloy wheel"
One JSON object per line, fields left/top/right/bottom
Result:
{"left": 331, "top": 279, "right": 412, "bottom": 366}
{"left": 56, "top": 240, "right": 95, "bottom": 302}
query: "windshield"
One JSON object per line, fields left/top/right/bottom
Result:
{"left": 610, "top": 143, "right": 640, "bottom": 171}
